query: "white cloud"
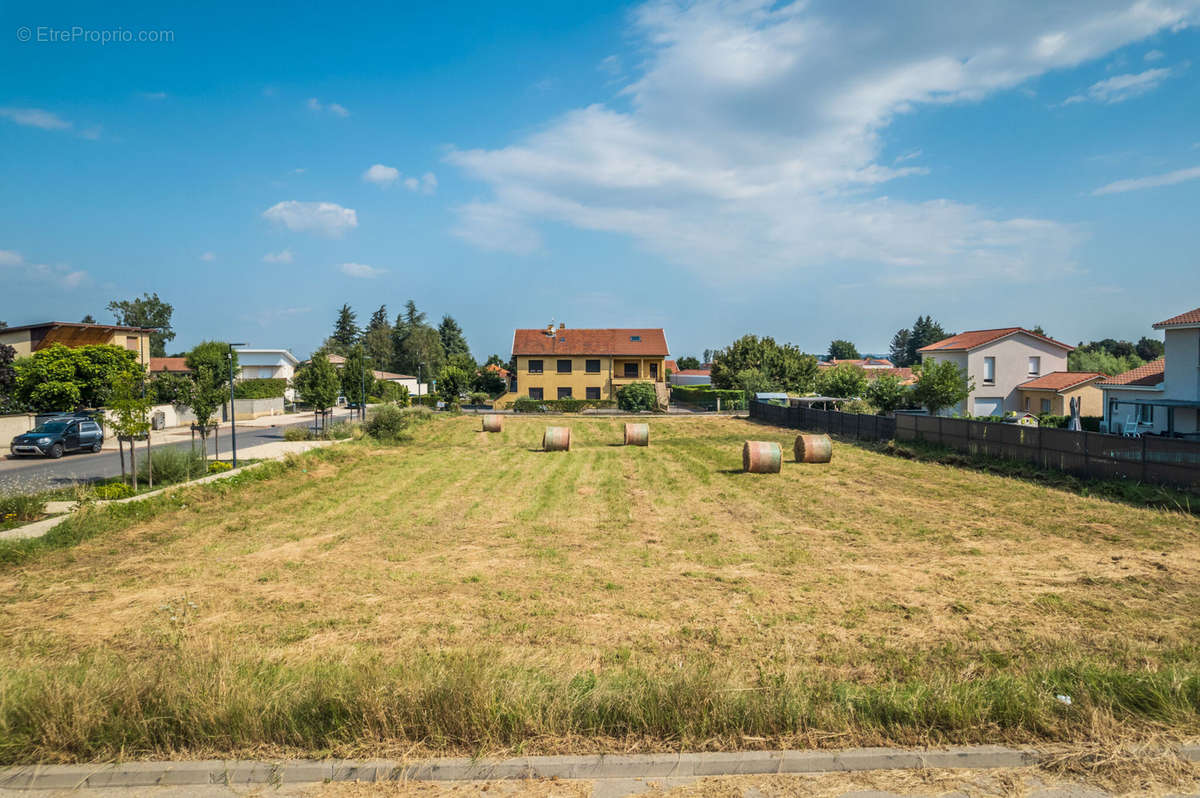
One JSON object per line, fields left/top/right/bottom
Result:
{"left": 262, "top": 201, "right": 358, "bottom": 237}
{"left": 339, "top": 262, "right": 386, "bottom": 278}
{"left": 1092, "top": 165, "right": 1200, "bottom": 195}
{"left": 79, "top": 125, "right": 102, "bottom": 140}
{"left": 307, "top": 98, "right": 350, "bottom": 117}
{"left": 363, "top": 163, "right": 400, "bottom": 186}
{"left": 138, "top": 91, "right": 168, "bottom": 100}
{"left": 262, "top": 248, "right": 294, "bottom": 263}
{"left": 1145, "top": 49, "right": 1166, "bottom": 61}
{"left": 447, "top": 0, "right": 1199, "bottom": 284}
{"left": 0, "top": 107, "right": 71, "bottom": 130}
{"left": 200, "top": 251, "right": 216, "bottom": 262}
{"left": 0, "top": 249, "right": 89, "bottom": 287}
{"left": 401, "top": 171, "right": 438, "bottom": 194}
{"left": 1063, "top": 66, "right": 1174, "bottom": 104}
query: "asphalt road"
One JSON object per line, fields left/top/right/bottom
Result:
{"left": 0, "top": 410, "right": 360, "bottom": 495}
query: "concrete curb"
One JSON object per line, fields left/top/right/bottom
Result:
{"left": 2, "top": 745, "right": 1196, "bottom": 789}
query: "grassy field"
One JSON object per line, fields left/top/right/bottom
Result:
{"left": 0, "top": 414, "right": 1198, "bottom": 763}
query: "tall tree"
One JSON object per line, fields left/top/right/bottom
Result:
{"left": 80, "top": 314, "right": 97, "bottom": 324}
{"left": 710, "top": 335, "right": 819, "bottom": 394}
{"left": 888, "top": 328, "right": 912, "bottom": 366}
{"left": 340, "top": 344, "right": 375, "bottom": 406}
{"left": 363, "top": 305, "right": 394, "bottom": 368}
{"left": 107, "top": 292, "right": 175, "bottom": 357}
{"left": 1135, "top": 336, "right": 1164, "bottom": 362}
{"left": 675, "top": 355, "right": 701, "bottom": 371}
{"left": 396, "top": 326, "right": 445, "bottom": 378}
{"left": 912, "top": 360, "right": 973, "bottom": 416}
{"left": 327, "top": 304, "right": 360, "bottom": 355}
{"left": 292, "top": 354, "right": 340, "bottom": 431}
{"left": 438, "top": 315, "right": 471, "bottom": 358}
{"left": 828, "top": 339, "right": 860, "bottom": 361}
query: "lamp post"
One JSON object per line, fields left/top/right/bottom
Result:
{"left": 360, "top": 347, "right": 366, "bottom": 421}
{"left": 228, "top": 342, "right": 247, "bottom": 467}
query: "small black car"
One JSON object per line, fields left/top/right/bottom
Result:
{"left": 10, "top": 416, "right": 104, "bottom": 458}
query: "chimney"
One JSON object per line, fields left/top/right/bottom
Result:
{"left": 558, "top": 322, "right": 566, "bottom": 330}
{"left": 545, "top": 322, "right": 555, "bottom": 336}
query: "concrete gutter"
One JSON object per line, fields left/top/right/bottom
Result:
{"left": 1, "top": 745, "right": 1196, "bottom": 789}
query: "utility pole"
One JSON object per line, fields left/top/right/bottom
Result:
{"left": 228, "top": 342, "right": 247, "bottom": 467}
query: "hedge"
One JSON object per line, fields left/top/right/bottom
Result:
{"left": 511, "top": 397, "right": 617, "bottom": 413}
{"left": 233, "top": 378, "right": 287, "bottom": 399}
{"left": 669, "top": 385, "right": 747, "bottom": 407}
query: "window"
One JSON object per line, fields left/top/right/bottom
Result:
{"left": 528, "top": 387, "right": 543, "bottom": 400}
{"left": 586, "top": 386, "right": 601, "bottom": 400}
{"left": 982, "top": 356, "right": 995, "bottom": 384}
{"left": 82, "top": 422, "right": 100, "bottom": 432}
{"left": 1028, "top": 356, "right": 1040, "bottom": 376}
{"left": 1139, "top": 404, "right": 1154, "bottom": 424}
{"left": 557, "top": 359, "right": 572, "bottom": 374}
{"left": 126, "top": 336, "right": 139, "bottom": 351}
{"left": 1040, "top": 398, "right": 1052, "bottom": 413}
{"left": 623, "top": 362, "right": 639, "bottom": 378}
{"left": 527, "top": 359, "right": 543, "bottom": 374}
{"left": 650, "top": 363, "right": 658, "bottom": 380}
{"left": 585, "top": 359, "right": 601, "bottom": 374}
{"left": 557, "top": 387, "right": 573, "bottom": 399}
{"left": 630, "top": 335, "right": 641, "bottom": 342}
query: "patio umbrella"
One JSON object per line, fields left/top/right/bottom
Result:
{"left": 1067, "top": 395, "right": 1082, "bottom": 432}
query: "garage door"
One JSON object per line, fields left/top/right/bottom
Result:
{"left": 974, "top": 397, "right": 1003, "bottom": 416}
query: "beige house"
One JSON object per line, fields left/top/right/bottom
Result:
{"left": 918, "top": 327, "right": 1074, "bottom": 416}
{"left": 1017, "top": 372, "right": 1105, "bottom": 416}
{"left": 0, "top": 321, "right": 152, "bottom": 367}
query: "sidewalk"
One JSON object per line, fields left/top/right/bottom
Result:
{"left": 99, "top": 408, "right": 360, "bottom": 452}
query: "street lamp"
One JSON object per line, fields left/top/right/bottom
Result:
{"left": 228, "top": 342, "right": 247, "bottom": 468}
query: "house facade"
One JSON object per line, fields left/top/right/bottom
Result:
{"left": 501, "top": 325, "right": 670, "bottom": 405}
{"left": 235, "top": 348, "right": 299, "bottom": 381}
{"left": 1017, "top": 372, "right": 1105, "bottom": 416}
{"left": 0, "top": 321, "right": 153, "bottom": 368}
{"left": 918, "top": 327, "right": 1073, "bottom": 416}
{"left": 1100, "top": 306, "right": 1200, "bottom": 437}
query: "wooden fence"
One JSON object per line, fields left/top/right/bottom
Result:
{"left": 750, "top": 401, "right": 1200, "bottom": 490}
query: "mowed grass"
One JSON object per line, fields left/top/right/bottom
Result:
{"left": 1, "top": 415, "right": 1199, "bottom": 762}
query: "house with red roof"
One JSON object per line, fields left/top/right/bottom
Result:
{"left": 498, "top": 323, "right": 670, "bottom": 406}
{"left": 1100, "top": 306, "right": 1200, "bottom": 437}
{"left": 1017, "top": 371, "right": 1105, "bottom": 416}
{"left": 917, "top": 327, "right": 1074, "bottom": 416}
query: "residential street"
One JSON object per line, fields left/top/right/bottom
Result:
{"left": 0, "top": 408, "right": 361, "bottom": 495}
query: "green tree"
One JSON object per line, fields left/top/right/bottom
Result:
{"left": 484, "top": 353, "right": 506, "bottom": 368}
{"left": 179, "top": 365, "right": 226, "bottom": 462}
{"left": 80, "top": 314, "right": 97, "bottom": 324}
{"left": 293, "top": 354, "right": 340, "bottom": 428}
{"left": 326, "top": 304, "right": 360, "bottom": 355}
{"left": 185, "top": 341, "right": 238, "bottom": 392}
{"left": 340, "top": 345, "right": 375, "bottom": 406}
{"left": 14, "top": 343, "right": 143, "bottom": 411}
{"left": 1031, "top": 325, "right": 1046, "bottom": 337}
{"left": 108, "top": 373, "right": 153, "bottom": 486}
{"left": 675, "top": 355, "right": 701, "bottom": 371}
{"left": 828, "top": 339, "right": 860, "bottom": 361}
{"left": 907, "top": 316, "right": 950, "bottom": 365}
{"left": 437, "top": 365, "right": 470, "bottom": 402}
{"left": 363, "top": 305, "right": 394, "bottom": 367}
{"left": 733, "top": 368, "right": 773, "bottom": 396}
{"left": 0, "top": 343, "right": 19, "bottom": 413}
{"left": 888, "top": 328, "right": 912, "bottom": 367}
{"left": 472, "top": 366, "right": 507, "bottom": 398}
{"left": 395, "top": 325, "right": 445, "bottom": 379}
{"left": 863, "top": 373, "right": 909, "bottom": 415}
{"left": 1135, "top": 336, "right": 1164, "bottom": 362}
{"left": 148, "top": 370, "right": 191, "bottom": 405}
{"left": 438, "top": 315, "right": 471, "bottom": 358}
{"left": 817, "top": 363, "right": 868, "bottom": 398}
{"left": 702, "top": 348, "right": 714, "bottom": 364}
{"left": 1068, "top": 348, "right": 1143, "bottom": 376}
{"left": 617, "top": 381, "right": 658, "bottom": 411}
{"left": 107, "top": 292, "right": 175, "bottom": 357}
{"left": 445, "top": 351, "right": 476, "bottom": 374}
{"left": 710, "top": 335, "right": 818, "bottom": 394}
{"left": 912, "top": 360, "right": 973, "bottom": 416}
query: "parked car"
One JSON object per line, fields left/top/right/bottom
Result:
{"left": 9, "top": 416, "right": 104, "bottom": 458}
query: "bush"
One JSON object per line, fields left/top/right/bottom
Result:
{"left": 137, "top": 446, "right": 206, "bottom": 485}
{"left": 510, "top": 398, "right": 617, "bottom": 413}
{"left": 669, "top": 386, "right": 746, "bottom": 409}
{"left": 617, "top": 381, "right": 659, "bottom": 412}
{"left": 233, "top": 378, "right": 287, "bottom": 399}
{"left": 207, "top": 460, "right": 233, "bottom": 473}
{"left": 283, "top": 426, "right": 314, "bottom": 442}
{"left": 92, "top": 483, "right": 134, "bottom": 500}
{"left": 0, "top": 494, "right": 46, "bottom": 524}
{"left": 365, "top": 404, "right": 431, "bottom": 441}
{"left": 412, "top": 395, "right": 440, "bottom": 408}
{"left": 467, "top": 392, "right": 491, "bottom": 406}
{"left": 327, "top": 421, "right": 363, "bottom": 440}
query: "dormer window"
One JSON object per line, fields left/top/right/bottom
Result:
{"left": 630, "top": 335, "right": 641, "bottom": 342}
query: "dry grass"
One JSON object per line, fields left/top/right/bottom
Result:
{"left": 1, "top": 415, "right": 1198, "bottom": 762}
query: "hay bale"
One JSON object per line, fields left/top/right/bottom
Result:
{"left": 543, "top": 426, "right": 571, "bottom": 452}
{"left": 624, "top": 422, "right": 649, "bottom": 446}
{"left": 482, "top": 414, "right": 503, "bottom": 433}
{"left": 793, "top": 433, "right": 832, "bottom": 463}
{"left": 742, "top": 441, "right": 781, "bottom": 473}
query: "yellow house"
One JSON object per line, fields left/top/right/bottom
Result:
{"left": 498, "top": 325, "right": 670, "bottom": 406}
{"left": 1016, "top": 371, "right": 1105, "bottom": 416}
{"left": 0, "top": 321, "right": 153, "bottom": 368}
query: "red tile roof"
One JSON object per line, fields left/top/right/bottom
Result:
{"left": 1100, "top": 359, "right": 1165, "bottom": 387}
{"left": 1153, "top": 307, "right": 1200, "bottom": 328}
{"left": 866, "top": 367, "right": 915, "bottom": 384}
{"left": 484, "top": 363, "right": 511, "bottom": 378}
{"left": 918, "top": 327, "right": 1073, "bottom": 353}
{"left": 819, "top": 357, "right": 894, "bottom": 368}
{"left": 1018, "top": 371, "right": 1104, "bottom": 392}
{"left": 664, "top": 359, "right": 678, "bottom": 372}
{"left": 149, "top": 357, "right": 191, "bottom": 373}
{"left": 674, "top": 368, "right": 712, "bottom": 376}
{"left": 512, "top": 327, "right": 669, "bottom": 356}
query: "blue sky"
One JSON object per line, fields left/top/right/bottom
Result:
{"left": 2, "top": 1, "right": 1198, "bottom": 360}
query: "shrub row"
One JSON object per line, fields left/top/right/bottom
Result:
{"left": 669, "top": 386, "right": 747, "bottom": 408}
{"left": 233, "top": 378, "right": 287, "bottom": 400}
{"left": 511, "top": 398, "right": 617, "bottom": 413}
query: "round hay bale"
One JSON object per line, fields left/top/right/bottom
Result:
{"left": 742, "top": 441, "right": 781, "bottom": 473}
{"left": 624, "top": 422, "right": 649, "bottom": 446}
{"left": 543, "top": 426, "right": 571, "bottom": 452}
{"left": 482, "top": 414, "right": 503, "bottom": 433}
{"left": 793, "top": 433, "right": 832, "bottom": 463}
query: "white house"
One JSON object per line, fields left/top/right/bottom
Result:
{"left": 918, "top": 327, "right": 1073, "bottom": 416}
{"left": 669, "top": 368, "right": 712, "bottom": 386}
{"left": 1100, "top": 306, "right": 1200, "bottom": 437}
{"left": 235, "top": 348, "right": 299, "bottom": 400}
{"left": 324, "top": 355, "right": 429, "bottom": 397}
